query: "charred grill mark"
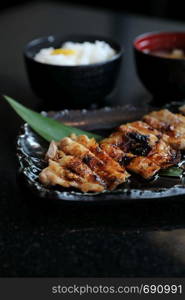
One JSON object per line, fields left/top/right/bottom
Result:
{"left": 143, "top": 110, "right": 185, "bottom": 150}
{"left": 82, "top": 155, "right": 104, "bottom": 169}
{"left": 40, "top": 108, "right": 182, "bottom": 192}
{"left": 40, "top": 145, "right": 107, "bottom": 192}
{"left": 71, "top": 135, "right": 129, "bottom": 189}
{"left": 119, "top": 155, "right": 135, "bottom": 166}
{"left": 156, "top": 134, "right": 162, "bottom": 139}
{"left": 101, "top": 143, "right": 159, "bottom": 179}
{"left": 125, "top": 132, "right": 152, "bottom": 156}
{"left": 100, "top": 119, "right": 180, "bottom": 179}
{"left": 60, "top": 138, "right": 128, "bottom": 190}
{"left": 67, "top": 156, "right": 107, "bottom": 188}
{"left": 82, "top": 154, "right": 93, "bottom": 165}
{"left": 64, "top": 170, "right": 83, "bottom": 184}
{"left": 164, "top": 124, "right": 175, "bottom": 132}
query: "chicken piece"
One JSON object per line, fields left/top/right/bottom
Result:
{"left": 147, "top": 138, "right": 180, "bottom": 168}
{"left": 100, "top": 142, "right": 135, "bottom": 165}
{"left": 39, "top": 109, "right": 181, "bottom": 191}
{"left": 45, "top": 140, "right": 58, "bottom": 160}
{"left": 119, "top": 121, "right": 179, "bottom": 167}
{"left": 126, "top": 156, "right": 160, "bottom": 178}
{"left": 120, "top": 121, "right": 163, "bottom": 139}
{"left": 101, "top": 131, "right": 160, "bottom": 178}
{"left": 71, "top": 134, "right": 129, "bottom": 180}
{"left": 179, "top": 104, "right": 185, "bottom": 115}
{"left": 59, "top": 136, "right": 129, "bottom": 190}
{"left": 58, "top": 153, "right": 106, "bottom": 188}
{"left": 101, "top": 121, "right": 179, "bottom": 179}
{"left": 39, "top": 155, "right": 105, "bottom": 193}
{"left": 143, "top": 109, "right": 185, "bottom": 150}
{"left": 118, "top": 121, "right": 160, "bottom": 155}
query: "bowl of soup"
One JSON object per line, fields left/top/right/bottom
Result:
{"left": 134, "top": 32, "right": 185, "bottom": 103}
{"left": 24, "top": 35, "right": 123, "bottom": 108}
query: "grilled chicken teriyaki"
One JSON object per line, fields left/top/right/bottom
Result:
{"left": 39, "top": 109, "right": 181, "bottom": 192}
{"left": 39, "top": 141, "right": 106, "bottom": 192}
{"left": 39, "top": 137, "right": 130, "bottom": 192}
{"left": 143, "top": 109, "right": 185, "bottom": 150}
{"left": 101, "top": 121, "right": 179, "bottom": 179}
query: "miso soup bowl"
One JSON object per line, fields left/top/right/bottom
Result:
{"left": 24, "top": 34, "right": 123, "bottom": 108}
{"left": 134, "top": 32, "right": 185, "bottom": 103}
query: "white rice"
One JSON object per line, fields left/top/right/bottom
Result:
{"left": 34, "top": 41, "right": 116, "bottom": 66}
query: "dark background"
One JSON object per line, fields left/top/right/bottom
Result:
{"left": 1, "top": 0, "right": 185, "bottom": 22}
{"left": 1, "top": 0, "right": 185, "bottom": 278}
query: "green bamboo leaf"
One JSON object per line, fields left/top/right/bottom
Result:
{"left": 4, "top": 95, "right": 102, "bottom": 142}
{"left": 159, "top": 166, "right": 183, "bottom": 177}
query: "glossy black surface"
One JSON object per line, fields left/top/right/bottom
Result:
{"left": 1, "top": 1, "right": 185, "bottom": 277}
{"left": 17, "top": 105, "right": 185, "bottom": 202}
{"left": 24, "top": 35, "right": 122, "bottom": 108}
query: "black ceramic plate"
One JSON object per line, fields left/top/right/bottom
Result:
{"left": 17, "top": 104, "right": 185, "bottom": 202}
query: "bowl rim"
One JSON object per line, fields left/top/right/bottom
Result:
{"left": 23, "top": 34, "right": 123, "bottom": 68}
{"left": 133, "top": 30, "right": 185, "bottom": 62}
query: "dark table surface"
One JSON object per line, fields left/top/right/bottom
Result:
{"left": 1, "top": 1, "right": 185, "bottom": 277}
